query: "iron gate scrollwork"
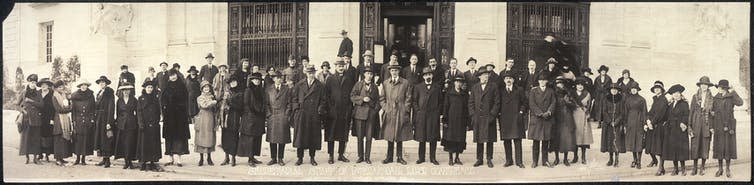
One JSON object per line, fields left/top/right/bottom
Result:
{"left": 229, "top": 2, "right": 308, "bottom": 72}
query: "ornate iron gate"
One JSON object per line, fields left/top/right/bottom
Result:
{"left": 506, "top": 2, "right": 589, "bottom": 72}
{"left": 228, "top": 2, "right": 308, "bottom": 72}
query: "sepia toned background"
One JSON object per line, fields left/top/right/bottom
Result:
{"left": 2, "top": 2, "right": 751, "bottom": 182}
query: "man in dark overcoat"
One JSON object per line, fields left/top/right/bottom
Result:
{"left": 291, "top": 65, "right": 328, "bottom": 166}
{"left": 324, "top": 60, "right": 357, "bottom": 164}
{"left": 528, "top": 73, "right": 556, "bottom": 168}
{"left": 469, "top": 68, "right": 500, "bottom": 168}
{"left": 463, "top": 57, "right": 481, "bottom": 90}
{"left": 412, "top": 67, "right": 443, "bottom": 165}
{"left": 337, "top": 30, "right": 353, "bottom": 58}
{"left": 156, "top": 62, "right": 170, "bottom": 92}
{"left": 498, "top": 72, "right": 527, "bottom": 168}
{"left": 350, "top": 67, "right": 381, "bottom": 164}
{"left": 402, "top": 54, "right": 423, "bottom": 85}
{"left": 199, "top": 53, "right": 219, "bottom": 82}
{"left": 264, "top": 71, "right": 292, "bottom": 166}
{"left": 118, "top": 65, "right": 136, "bottom": 97}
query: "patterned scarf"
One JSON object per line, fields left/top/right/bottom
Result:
{"left": 53, "top": 91, "right": 73, "bottom": 140}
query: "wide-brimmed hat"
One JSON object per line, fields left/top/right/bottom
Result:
{"left": 421, "top": 67, "right": 434, "bottom": 75}
{"left": 536, "top": 73, "right": 549, "bottom": 81}
{"left": 451, "top": 76, "right": 466, "bottom": 83}
{"left": 205, "top": 53, "right": 215, "bottom": 59}
{"left": 597, "top": 65, "right": 609, "bottom": 73}
{"left": 477, "top": 68, "right": 492, "bottom": 76}
{"left": 37, "top": 78, "right": 54, "bottom": 87}
{"left": 628, "top": 83, "right": 641, "bottom": 91}
{"left": 485, "top": 64, "right": 496, "bottom": 69}
{"left": 340, "top": 30, "right": 348, "bottom": 35}
{"left": 387, "top": 65, "right": 402, "bottom": 70}
{"left": 333, "top": 59, "right": 346, "bottom": 66}
{"left": 172, "top": 63, "right": 181, "bottom": 69}
{"left": 362, "top": 67, "right": 374, "bottom": 74}
{"left": 574, "top": 77, "right": 590, "bottom": 86}
{"left": 651, "top": 80, "right": 665, "bottom": 93}
{"left": 609, "top": 83, "right": 621, "bottom": 91}
{"left": 304, "top": 65, "right": 317, "bottom": 73}
{"left": 583, "top": 68, "right": 593, "bottom": 75}
{"left": 117, "top": 82, "right": 134, "bottom": 90}
{"left": 76, "top": 80, "right": 92, "bottom": 88}
{"left": 546, "top": 58, "right": 558, "bottom": 65}
{"left": 666, "top": 84, "right": 685, "bottom": 94}
{"left": 716, "top": 79, "right": 730, "bottom": 89}
{"left": 250, "top": 72, "right": 263, "bottom": 80}
{"left": 53, "top": 80, "right": 66, "bottom": 88}
{"left": 142, "top": 79, "right": 155, "bottom": 88}
{"left": 466, "top": 57, "right": 478, "bottom": 65}
{"left": 159, "top": 61, "right": 169, "bottom": 66}
{"left": 187, "top": 66, "right": 199, "bottom": 73}
{"left": 200, "top": 80, "right": 212, "bottom": 89}
{"left": 218, "top": 64, "right": 228, "bottom": 69}
{"left": 27, "top": 74, "right": 39, "bottom": 82}
{"left": 500, "top": 72, "right": 516, "bottom": 79}
{"left": 696, "top": 76, "right": 713, "bottom": 86}
{"left": 362, "top": 50, "right": 373, "bottom": 57}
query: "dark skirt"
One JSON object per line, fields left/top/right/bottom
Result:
{"left": 712, "top": 129, "right": 737, "bottom": 160}
{"left": 114, "top": 130, "right": 138, "bottom": 160}
{"left": 662, "top": 122, "right": 689, "bottom": 161}
{"left": 599, "top": 123, "right": 626, "bottom": 153}
{"left": 73, "top": 132, "right": 94, "bottom": 156}
{"left": 548, "top": 123, "right": 560, "bottom": 152}
{"left": 137, "top": 126, "right": 162, "bottom": 163}
{"left": 54, "top": 135, "right": 72, "bottom": 160}
{"left": 237, "top": 134, "right": 262, "bottom": 157}
{"left": 19, "top": 126, "right": 42, "bottom": 155}
{"left": 40, "top": 120, "right": 54, "bottom": 154}
{"left": 644, "top": 125, "right": 664, "bottom": 155}
{"left": 441, "top": 139, "right": 466, "bottom": 153}
{"left": 164, "top": 137, "right": 189, "bottom": 155}
{"left": 221, "top": 127, "right": 240, "bottom": 155}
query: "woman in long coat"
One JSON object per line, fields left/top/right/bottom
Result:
{"left": 93, "top": 76, "right": 116, "bottom": 168}
{"left": 646, "top": 81, "right": 668, "bottom": 170}
{"left": 186, "top": 66, "right": 201, "bottom": 119}
{"left": 442, "top": 77, "right": 469, "bottom": 166}
{"left": 52, "top": 80, "right": 73, "bottom": 166}
{"left": 498, "top": 73, "right": 527, "bottom": 168}
{"left": 553, "top": 78, "right": 577, "bottom": 166}
{"left": 17, "top": 74, "right": 44, "bottom": 164}
{"left": 136, "top": 80, "right": 163, "bottom": 172}
{"left": 70, "top": 81, "right": 96, "bottom": 165}
{"left": 162, "top": 70, "right": 190, "bottom": 167}
{"left": 292, "top": 68, "right": 328, "bottom": 166}
{"left": 599, "top": 83, "right": 625, "bottom": 168}
{"left": 572, "top": 78, "right": 593, "bottom": 165}
{"left": 114, "top": 83, "right": 138, "bottom": 169}
{"left": 660, "top": 84, "right": 690, "bottom": 176}
{"left": 528, "top": 74, "right": 556, "bottom": 168}
{"left": 468, "top": 69, "right": 499, "bottom": 168}
{"left": 688, "top": 76, "right": 714, "bottom": 176}
{"left": 39, "top": 78, "right": 56, "bottom": 162}
{"left": 350, "top": 69, "right": 381, "bottom": 164}
{"left": 623, "top": 83, "right": 647, "bottom": 169}
{"left": 194, "top": 80, "right": 218, "bottom": 166}
{"left": 591, "top": 65, "right": 612, "bottom": 124}
{"left": 238, "top": 73, "right": 266, "bottom": 167}
{"left": 379, "top": 65, "right": 413, "bottom": 165}
{"left": 711, "top": 79, "right": 743, "bottom": 178}
{"left": 265, "top": 71, "right": 292, "bottom": 166}
{"left": 220, "top": 75, "right": 244, "bottom": 166}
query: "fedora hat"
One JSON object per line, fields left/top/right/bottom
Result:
{"left": 666, "top": 84, "right": 685, "bottom": 94}
{"left": 451, "top": 76, "right": 466, "bottom": 83}
{"left": 716, "top": 79, "right": 730, "bottom": 89}
{"left": 696, "top": 76, "right": 713, "bottom": 86}
{"left": 53, "top": 80, "right": 66, "bottom": 88}
{"left": 120, "top": 65, "right": 129, "bottom": 70}
{"left": 597, "top": 65, "right": 609, "bottom": 73}
{"left": 117, "top": 82, "right": 134, "bottom": 91}
{"left": 205, "top": 53, "right": 215, "bottom": 59}
{"left": 362, "top": 50, "right": 374, "bottom": 57}
{"left": 159, "top": 61, "right": 169, "bottom": 67}
{"left": 387, "top": 64, "right": 402, "bottom": 71}
{"left": 76, "top": 80, "right": 92, "bottom": 88}
{"left": 554, "top": 76, "right": 568, "bottom": 84}
{"left": 304, "top": 65, "right": 317, "bottom": 73}
{"left": 27, "top": 74, "right": 39, "bottom": 82}
{"left": 37, "top": 78, "right": 54, "bottom": 87}
{"left": 466, "top": 57, "right": 478, "bottom": 65}
{"left": 187, "top": 66, "right": 199, "bottom": 73}
{"left": 501, "top": 71, "right": 516, "bottom": 79}
{"left": 651, "top": 80, "right": 665, "bottom": 93}
{"left": 340, "top": 30, "right": 348, "bottom": 35}
{"left": 477, "top": 68, "right": 493, "bottom": 76}
{"left": 485, "top": 64, "right": 496, "bottom": 69}
{"left": 172, "top": 63, "right": 181, "bottom": 69}
{"left": 546, "top": 58, "right": 558, "bottom": 65}
{"left": 250, "top": 72, "right": 263, "bottom": 80}
{"left": 362, "top": 67, "right": 374, "bottom": 74}
{"left": 333, "top": 59, "right": 346, "bottom": 66}
{"left": 421, "top": 67, "right": 434, "bottom": 76}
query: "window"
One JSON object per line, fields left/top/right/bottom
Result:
{"left": 40, "top": 21, "right": 53, "bottom": 63}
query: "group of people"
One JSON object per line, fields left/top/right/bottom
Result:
{"left": 15, "top": 41, "right": 743, "bottom": 179}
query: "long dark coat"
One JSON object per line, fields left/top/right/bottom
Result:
{"left": 162, "top": 80, "right": 190, "bottom": 140}
{"left": 463, "top": 69, "right": 481, "bottom": 90}
{"left": 498, "top": 85, "right": 527, "bottom": 139}
{"left": 156, "top": 70, "right": 169, "bottom": 92}
{"left": 644, "top": 95, "right": 668, "bottom": 155}
{"left": 337, "top": 37, "right": 353, "bottom": 57}
{"left": 591, "top": 75, "right": 612, "bottom": 118}
{"left": 17, "top": 86, "right": 44, "bottom": 155}
{"left": 554, "top": 89, "right": 577, "bottom": 152}
{"left": 70, "top": 89, "right": 96, "bottom": 156}
{"left": 350, "top": 80, "right": 381, "bottom": 138}
{"left": 443, "top": 88, "right": 470, "bottom": 142}
{"left": 520, "top": 70, "right": 539, "bottom": 91}
{"left": 469, "top": 82, "right": 500, "bottom": 143}
{"left": 401, "top": 65, "right": 423, "bottom": 85}
{"left": 221, "top": 87, "right": 244, "bottom": 155}
{"left": 532, "top": 40, "right": 557, "bottom": 70}
{"left": 429, "top": 66, "right": 446, "bottom": 85}
{"left": 291, "top": 79, "right": 328, "bottom": 149}
{"left": 662, "top": 100, "right": 690, "bottom": 161}
{"left": 689, "top": 89, "right": 714, "bottom": 160}
{"left": 527, "top": 86, "right": 556, "bottom": 141}
{"left": 615, "top": 77, "right": 639, "bottom": 95}
{"left": 324, "top": 73, "right": 356, "bottom": 142}
{"left": 712, "top": 91, "right": 743, "bottom": 160}
{"left": 199, "top": 64, "right": 219, "bottom": 82}
{"left": 599, "top": 93, "right": 626, "bottom": 153}
{"left": 114, "top": 96, "right": 138, "bottom": 160}
{"left": 94, "top": 87, "right": 116, "bottom": 156}
{"left": 623, "top": 93, "right": 647, "bottom": 152}
{"left": 118, "top": 72, "right": 136, "bottom": 87}
{"left": 412, "top": 82, "right": 443, "bottom": 142}
{"left": 186, "top": 75, "right": 201, "bottom": 118}
{"left": 241, "top": 84, "right": 266, "bottom": 137}
{"left": 265, "top": 84, "right": 292, "bottom": 144}
{"left": 136, "top": 91, "right": 161, "bottom": 162}
{"left": 379, "top": 78, "right": 413, "bottom": 142}
{"left": 40, "top": 90, "right": 55, "bottom": 154}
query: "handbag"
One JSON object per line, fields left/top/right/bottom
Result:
{"left": 16, "top": 111, "right": 27, "bottom": 132}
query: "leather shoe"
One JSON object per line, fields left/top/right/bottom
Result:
{"left": 397, "top": 158, "right": 407, "bottom": 165}
{"left": 267, "top": 159, "right": 278, "bottom": 166}
{"left": 337, "top": 155, "right": 350, "bottom": 163}
{"left": 365, "top": 159, "right": 372, "bottom": 164}
{"left": 416, "top": 159, "right": 425, "bottom": 164}
{"left": 356, "top": 157, "right": 364, "bottom": 163}
{"left": 516, "top": 163, "right": 525, "bottom": 168}
{"left": 487, "top": 160, "right": 494, "bottom": 168}
{"left": 295, "top": 158, "right": 303, "bottom": 166}
{"left": 382, "top": 158, "right": 393, "bottom": 164}
{"left": 328, "top": 156, "right": 335, "bottom": 164}
{"left": 473, "top": 160, "right": 483, "bottom": 167}
{"left": 503, "top": 161, "right": 514, "bottom": 167}
{"left": 310, "top": 159, "right": 318, "bottom": 166}
{"left": 715, "top": 169, "right": 723, "bottom": 177}
{"left": 430, "top": 159, "right": 439, "bottom": 165}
